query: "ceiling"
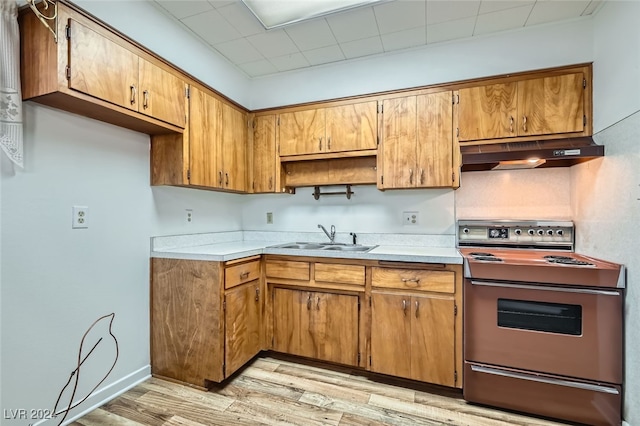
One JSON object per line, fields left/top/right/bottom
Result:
{"left": 151, "top": 0, "right": 603, "bottom": 78}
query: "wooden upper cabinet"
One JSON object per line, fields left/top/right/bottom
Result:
{"left": 325, "top": 101, "right": 377, "bottom": 153}
{"left": 380, "top": 91, "right": 454, "bottom": 189}
{"left": 189, "top": 86, "right": 221, "bottom": 188}
{"left": 64, "top": 17, "right": 186, "bottom": 129}
{"left": 278, "top": 101, "right": 377, "bottom": 157}
{"left": 221, "top": 103, "right": 248, "bottom": 192}
{"left": 458, "top": 71, "right": 587, "bottom": 142}
{"left": 252, "top": 115, "right": 277, "bottom": 193}
{"left": 138, "top": 58, "right": 187, "bottom": 128}
{"left": 68, "top": 19, "right": 139, "bottom": 112}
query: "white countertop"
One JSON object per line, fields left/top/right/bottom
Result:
{"left": 151, "top": 235, "right": 463, "bottom": 264}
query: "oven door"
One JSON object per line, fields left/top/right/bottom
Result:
{"left": 464, "top": 279, "right": 623, "bottom": 383}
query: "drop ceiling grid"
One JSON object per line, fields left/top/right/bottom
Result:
{"left": 151, "top": 0, "right": 603, "bottom": 78}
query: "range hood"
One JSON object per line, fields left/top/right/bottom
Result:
{"left": 461, "top": 137, "right": 604, "bottom": 172}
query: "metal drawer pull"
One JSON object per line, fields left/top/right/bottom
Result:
{"left": 130, "top": 85, "right": 136, "bottom": 105}
{"left": 307, "top": 293, "right": 312, "bottom": 310}
{"left": 316, "top": 296, "right": 320, "bottom": 310}
{"left": 415, "top": 300, "right": 419, "bottom": 318}
{"left": 402, "top": 299, "right": 407, "bottom": 316}
{"left": 401, "top": 278, "right": 420, "bottom": 284}
{"left": 143, "top": 90, "right": 149, "bottom": 109}
{"left": 509, "top": 116, "right": 514, "bottom": 133}
{"left": 470, "top": 280, "right": 621, "bottom": 296}
{"left": 240, "top": 271, "right": 250, "bottom": 280}
{"left": 470, "top": 364, "right": 620, "bottom": 395}
{"left": 522, "top": 115, "right": 527, "bottom": 132}
{"left": 255, "top": 287, "right": 259, "bottom": 302}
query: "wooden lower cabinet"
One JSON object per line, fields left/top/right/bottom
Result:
{"left": 225, "top": 280, "right": 261, "bottom": 375}
{"left": 150, "top": 257, "right": 263, "bottom": 388}
{"left": 370, "top": 291, "right": 455, "bottom": 386}
{"left": 272, "top": 287, "right": 359, "bottom": 366}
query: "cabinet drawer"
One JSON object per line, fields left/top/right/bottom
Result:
{"left": 372, "top": 268, "right": 454, "bottom": 293}
{"left": 315, "top": 263, "right": 365, "bottom": 286}
{"left": 225, "top": 260, "right": 260, "bottom": 289}
{"left": 266, "top": 260, "right": 310, "bottom": 281}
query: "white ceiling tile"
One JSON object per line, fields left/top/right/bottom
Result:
{"left": 326, "top": 7, "right": 380, "bottom": 43}
{"left": 427, "top": 16, "right": 475, "bottom": 44}
{"left": 181, "top": 9, "right": 242, "bottom": 44}
{"left": 154, "top": 0, "right": 214, "bottom": 20}
{"left": 285, "top": 19, "right": 337, "bottom": 51}
{"left": 302, "top": 45, "right": 346, "bottom": 66}
{"left": 246, "top": 30, "right": 299, "bottom": 58}
{"left": 270, "top": 53, "right": 310, "bottom": 72}
{"left": 526, "top": 1, "right": 591, "bottom": 26}
{"left": 216, "top": 2, "right": 265, "bottom": 37}
{"left": 208, "top": 0, "right": 235, "bottom": 9}
{"left": 582, "top": 0, "right": 604, "bottom": 15}
{"left": 341, "top": 36, "right": 384, "bottom": 59}
{"left": 238, "top": 59, "right": 278, "bottom": 77}
{"left": 381, "top": 26, "right": 427, "bottom": 51}
{"left": 373, "top": 0, "right": 426, "bottom": 34}
{"left": 479, "top": 1, "right": 535, "bottom": 15}
{"left": 214, "top": 38, "right": 263, "bottom": 64}
{"left": 474, "top": 4, "right": 533, "bottom": 35}
{"left": 426, "top": 1, "right": 481, "bottom": 25}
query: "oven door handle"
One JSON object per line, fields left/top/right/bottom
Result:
{"left": 469, "top": 364, "right": 620, "bottom": 395}
{"left": 470, "top": 280, "right": 621, "bottom": 296}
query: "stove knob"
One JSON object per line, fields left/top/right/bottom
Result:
{"left": 537, "top": 229, "right": 544, "bottom": 236}
{"left": 546, "top": 229, "right": 554, "bottom": 236}
{"left": 528, "top": 229, "right": 535, "bottom": 236}
{"left": 556, "top": 229, "right": 564, "bottom": 236}
{"left": 514, "top": 229, "right": 522, "bottom": 236}
{"left": 462, "top": 228, "right": 470, "bottom": 234}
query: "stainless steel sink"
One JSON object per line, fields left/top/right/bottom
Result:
{"left": 270, "top": 242, "right": 376, "bottom": 253}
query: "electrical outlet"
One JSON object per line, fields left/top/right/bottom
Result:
{"left": 402, "top": 211, "right": 419, "bottom": 226}
{"left": 186, "top": 209, "right": 193, "bottom": 224}
{"left": 266, "top": 212, "right": 273, "bottom": 224}
{"left": 72, "top": 206, "right": 89, "bottom": 229}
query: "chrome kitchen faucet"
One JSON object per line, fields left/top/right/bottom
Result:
{"left": 318, "top": 224, "right": 336, "bottom": 243}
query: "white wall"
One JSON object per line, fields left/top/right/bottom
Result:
{"left": 249, "top": 18, "right": 593, "bottom": 109}
{"left": 243, "top": 186, "right": 455, "bottom": 237}
{"left": 573, "top": 2, "right": 640, "bottom": 423}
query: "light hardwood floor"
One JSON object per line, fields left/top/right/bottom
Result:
{"left": 71, "top": 355, "right": 568, "bottom": 426}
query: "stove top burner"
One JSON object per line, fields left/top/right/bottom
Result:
{"left": 473, "top": 256, "right": 503, "bottom": 262}
{"left": 543, "top": 255, "right": 594, "bottom": 266}
{"left": 469, "top": 252, "right": 494, "bottom": 257}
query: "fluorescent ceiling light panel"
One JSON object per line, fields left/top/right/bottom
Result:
{"left": 242, "top": 0, "right": 385, "bottom": 29}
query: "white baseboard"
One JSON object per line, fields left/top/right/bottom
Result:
{"left": 32, "top": 365, "right": 151, "bottom": 426}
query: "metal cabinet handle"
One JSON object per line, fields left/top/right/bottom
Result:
{"left": 402, "top": 299, "right": 407, "bottom": 316}
{"left": 268, "top": 176, "right": 273, "bottom": 190}
{"left": 218, "top": 171, "right": 223, "bottom": 186}
{"left": 409, "top": 168, "right": 413, "bottom": 185}
{"left": 225, "top": 172, "right": 229, "bottom": 186}
{"left": 328, "top": 137, "right": 331, "bottom": 150}
{"left": 522, "top": 115, "right": 527, "bottom": 132}
{"left": 130, "top": 85, "right": 136, "bottom": 105}
{"left": 240, "top": 271, "right": 250, "bottom": 280}
{"left": 420, "top": 168, "right": 425, "bottom": 185}
{"left": 318, "top": 137, "right": 322, "bottom": 151}
{"left": 143, "top": 90, "right": 149, "bottom": 109}
{"left": 509, "top": 116, "right": 514, "bottom": 133}
{"left": 307, "top": 293, "right": 312, "bottom": 310}
{"left": 415, "top": 300, "right": 419, "bottom": 318}
{"left": 255, "top": 287, "right": 259, "bottom": 302}
{"left": 316, "top": 296, "right": 320, "bottom": 310}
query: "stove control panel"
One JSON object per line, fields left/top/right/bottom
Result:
{"left": 458, "top": 220, "right": 574, "bottom": 250}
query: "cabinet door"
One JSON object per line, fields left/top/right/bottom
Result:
{"left": 272, "top": 288, "right": 309, "bottom": 357}
{"left": 325, "top": 101, "right": 377, "bottom": 153}
{"left": 221, "top": 103, "right": 248, "bottom": 192}
{"left": 380, "top": 96, "right": 417, "bottom": 189}
{"left": 517, "top": 73, "right": 585, "bottom": 137}
{"left": 252, "top": 115, "right": 277, "bottom": 193}
{"left": 189, "top": 87, "right": 222, "bottom": 188}
{"left": 306, "top": 292, "right": 359, "bottom": 365}
{"left": 370, "top": 292, "right": 411, "bottom": 378}
{"left": 416, "top": 92, "right": 453, "bottom": 187}
{"left": 411, "top": 295, "right": 455, "bottom": 386}
{"left": 68, "top": 19, "right": 138, "bottom": 111}
{"left": 457, "top": 82, "right": 517, "bottom": 141}
{"left": 278, "top": 109, "right": 326, "bottom": 156}
{"left": 139, "top": 59, "right": 187, "bottom": 127}
{"left": 225, "top": 281, "right": 261, "bottom": 377}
